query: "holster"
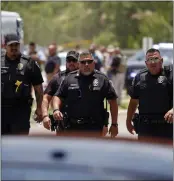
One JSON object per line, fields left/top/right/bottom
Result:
{"left": 50, "top": 113, "right": 69, "bottom": 132}
{"left": 103, "top": 109, "right": 109, "bottom": 126}
{"left": 132, "top": 113, "right": 140, "bottom": 134}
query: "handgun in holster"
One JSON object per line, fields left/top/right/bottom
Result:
{"left": 49, "top": 112, "right": 69, "bottom": 132}
{"left": 103, "top": 100, "right": 109, "bottom": 127}
{"left": 49, "top": 114, "right": 64, "bottom": 132}
{"left": 132, "top": 113, "right": 140, "bottom": 134}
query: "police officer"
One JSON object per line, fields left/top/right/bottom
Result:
{"left": 2, "top": 34, "right": 44, "bottom": 135}
{"left": 52, "top": 51, "right": 118, "bottom": 137}
{"left": 126, "top": 48, "right": 173, "bottom": 140}
{"left": 42, "top": 50, "right": 79, "bottom": 130}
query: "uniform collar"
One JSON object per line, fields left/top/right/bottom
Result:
{"left": 75, "top": 70, "right": 97, "bottom": 78}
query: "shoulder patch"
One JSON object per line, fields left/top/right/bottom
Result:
{"left": 139, "top": 68, "right": 148, "bottom": 74}
{"left": 69, "top": 70, "right": 78, "bottom": 74}
{"left": 94, "top": 69, "right": 108, "bottom": 79}
{"left": 21, "top": 54, "right": 30, "bottom": 61}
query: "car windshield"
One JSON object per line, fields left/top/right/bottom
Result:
{"left": 131, "top": 48, "right": 173, "bottom": 63}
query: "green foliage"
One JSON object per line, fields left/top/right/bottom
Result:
{"left": 1, "top": 1, "right": 173, "bottom": 48}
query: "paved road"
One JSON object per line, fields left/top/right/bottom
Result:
{"left": 29, "top": 111, "right": 138, "bottom": 139}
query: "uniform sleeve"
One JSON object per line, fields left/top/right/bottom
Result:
{"left": 128, "top": 74, "right": 140, "bottom": 99}
{"left": 54, "top": 76, "right": 68, "bottom": 98}
{"left": 103, "top": 78, "right": 118, "bottom": 100}
{"left": 44, "top": 75, "right": 59, "bottom": 96}
{"left": 27, "top": 60, "right": 44, "bottom": 86}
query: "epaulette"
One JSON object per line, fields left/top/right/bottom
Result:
{"left": 21, "top": 54, "right": 30, "bottom": 61}
{"left": 60, "top": 70, "right": 66, "bottom": 76}
{"left": 94, "top": 69, "right": 108, "bottom": 78}
{"left": 138, "top": 68, "right": 148, "bottom": 74}
{"left": 70, "top": 70, "right": 78, "bottom": 74}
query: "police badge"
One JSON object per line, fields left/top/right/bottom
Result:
{"left": 158, "top": 76, "right": 165, "bottom": 83}
{"left": 17, "top": 63, "right": 23, "bottom": 71}
{"left": 93, "top": 79, "right": 99, "bottom": 86}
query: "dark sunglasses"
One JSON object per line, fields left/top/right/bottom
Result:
{"left": 66, "top": 58, "right": 77, "bottom": 63}
{"left": 146, "top": 57, "right": 161, "bottom": 64}
{"left": 80, "top": 60, "right": 93, "bottom": 64}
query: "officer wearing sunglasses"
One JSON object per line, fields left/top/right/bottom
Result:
{"left": 42, "top": 51, "right": 79, "bottom": 131}
{"left": 126, "top": 48, "right": 173, "bottom": 141}
{"left": 52, "top": 51, "right": 118, "bottom": 137}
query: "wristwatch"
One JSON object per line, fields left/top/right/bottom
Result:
{"left": 111, "top": 123, "right": 118, "bottom": 127}
{"left": 53, "top": 109, "right": 60, "bottom": 114}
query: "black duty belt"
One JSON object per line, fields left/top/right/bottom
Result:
{"left": 139, "top": 114, "right": 167, "bottom": 124}
{"left": 2, "top": 98, "right": 33, "bottom": 107}
{"left": 69, "top": 117, "right": 98, "bottom": 125}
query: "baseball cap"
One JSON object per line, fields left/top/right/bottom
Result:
{"left": 5, "top": 34, "right": 20, "bottom": 45}
{"left": 66, "top": 50, "right": 79, "bottom": 60}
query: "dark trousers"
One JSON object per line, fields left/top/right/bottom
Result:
{"left": 2, "top": 106, "right": 31, "bottom": 135}
{"left": 138, "top": 122, "right": 173, "bottom": 141}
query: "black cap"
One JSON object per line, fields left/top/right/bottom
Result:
{"left": 66, "top": 51, "right": 79, "bottom": 60}
{"left": 5, "top": 34, "right": 20, "bottom": 45}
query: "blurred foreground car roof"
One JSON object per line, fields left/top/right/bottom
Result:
{"left": 2, "top": 136, "right": 173, "bottom": 180}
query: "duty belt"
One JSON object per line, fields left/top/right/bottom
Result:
{"left": 139, "top": 114, "right": 167, "bottom": 124}
{"left": 69, "top": 117, "right": 98, "bottom": 125}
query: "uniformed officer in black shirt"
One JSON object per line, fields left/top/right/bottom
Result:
{"left": 42, "top": 50, "right": 79, "bottom": 130}
{"left": 2, "top": 34, "right": 44, "bottom": 135}
{"left": 52, "top": 51, "right": 118, "bottom": 137}
{"left": 126, "top": 48, "right": 173, "bottom": 140}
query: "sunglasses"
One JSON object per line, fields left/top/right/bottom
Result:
{"left": 79, "top": 60, "right": 93, "bottom": 64}
{"left": 66, "top": 58, "right": 77, "bottom": 63}
{"left": 146, "top": 57, "right": 161, "bottom": 63}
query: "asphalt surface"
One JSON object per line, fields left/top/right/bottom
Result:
{"left": 29, "top": 110, "right": 138, "bottom": 139}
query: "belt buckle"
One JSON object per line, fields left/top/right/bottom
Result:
{"left": 77, "top": 119, "right": 84, "bottom": 124}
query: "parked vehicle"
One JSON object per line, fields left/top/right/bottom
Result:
{"left": 2, "top": 136, "right": 172, "bottom": 180}
{"left": 1, "top": 11, "right": 24, "bottom": 51}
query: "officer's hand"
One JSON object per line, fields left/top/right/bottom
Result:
{"left": 164, "top": 109, "right": 173, "bottom": 123}
{"left": 53, "top": 110, "right": 63, "bottom": 121}
{"left": 126, "top": 121, "right": 135, "bottom": 135}
{"left": 102, "top": 126, "right": 108, "bottom": 137}
{"left": 43, "top": 116, "right": 51, "bottom": 130}
{"left": 35, "top": 108, "right": 43, "bottom": 122}
{"left": 109, "top": 125, "right": 118, "bottom": 138}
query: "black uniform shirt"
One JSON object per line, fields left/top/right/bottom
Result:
{"left": 55, "top": 70, "right": 117, "bottom": 118}
{"left": 6, "top": 54, "right": 44, "bottom": 86}
{"left": 129, "top": 66, "right": 173, "bottom": 116}
{"left": 2, "top": 54, "right": 43, "bottom": 99}
{"left": 44, "top": 70, "right": 69, "bottom": 96}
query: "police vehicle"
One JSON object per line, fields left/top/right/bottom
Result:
{"left": 125, "top": 43, "right": 173, "bottom": 92}
{"left": 2, "top": 136, "right": 172, "bottom": 180}
{"left": 1, "top": 10, "right": 24, "bottom": 52}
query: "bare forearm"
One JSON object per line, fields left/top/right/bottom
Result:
{"left": 52, "top": 96, "right": 62, "bottom": 110}
{"left": 34, "top": 85, "right": 43, "bottom": 108}
{"left": 108, "top": 99, "right": 118, "bottom": 124}
{"left": 42, "top": 95, "right": 52, "bottom": 116}
{"left": 126, "top": 98, "right": 138, "bottom": 123}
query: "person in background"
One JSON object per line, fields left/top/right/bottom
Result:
{"left": 44, "top": 44, "right": 61, "bottom": 82}
{"left": 89, "top": 44, "right": 102, "bottom": 71}
{"left": 23, "top": 42, "right": 46, "bottom": 67}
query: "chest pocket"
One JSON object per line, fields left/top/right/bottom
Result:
{"left": 67, "top": 86, "right": 81, "bottom": 101}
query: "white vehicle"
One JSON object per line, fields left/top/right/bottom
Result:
{"left": 2, "top": 136, "right": 173, "bottom": 180}
{"left": 58, "top": 51, "right": 68, "bottom": 71}
{"left": 1, "top": 11, "right": 24, "bottom": 50}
